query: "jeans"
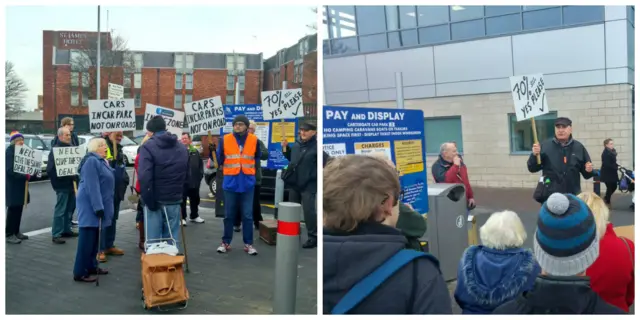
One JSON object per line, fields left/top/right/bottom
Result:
{"left": 144, "top": 204, "right": 182, "bottom": 252}
{"left": 223, "top": 188, "right": 255, "bottom": 245}
{"left": 234, "top": 185, "right": 263, "bottom": 229}
{"left": 100, "top": 201, "right": 120, "bottom": 251}
{"left": 6, "top": 206, "right": 24, "bottom": 237}
{"left": 52, "top": 190, "right": 75, "bottom": 238}
{"left": 73, "top": 227, "right": 99, "bottom": 278}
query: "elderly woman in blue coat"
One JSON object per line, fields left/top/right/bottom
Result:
{"left": 72, "top": 138, "right": 115, "bottom": 283}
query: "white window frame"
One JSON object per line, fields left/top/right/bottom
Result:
{"left": 174, "top": 53, "right": 184, "bottom": 70}
{"left": 133, "top": 73, "right": 142, "bottom": 89}
{"left": 123, "top": 74, "right": 132, "bottom": 88}
{"left": 185, "top": 54, "right": 194, "bottom": 70}
{"left": 238, "top": 75, "right": 245, "bottom": 90}
{"left": 134, "top": 53, "right": 144, "bottom": 71}
{"left": 81, "top": 87, "right": 89, "bottom": 106}
{"left": 71, "top": 72, "right": 79, "bottom": 87}
{"left": 226, "top": 95, "right": 234, "bottom": 104}
{"left": 174, "top": 94, "right": 183, "bottom": 109}
{"left": 227, "top": 75, "right": 235, "bottom": 90}
{"left": 71, "top": 91, "right": 80, "bottom": 107}
{"left": 226, "top": 55, "right": 235, "bottom": 70}
{"left": 175, "top": 74, "right": 183, "bottom": 90}
{"left": 185, "top": 94, "right": 193, "bottom": 104}
{"left": 236, "top": 55, "right": 246, "bottom": 71}
{"left": 81, "top": 72, "right": 90, "bottom": 87}
{"left": 185, "top": 74, "right": 193, "bottom": 90}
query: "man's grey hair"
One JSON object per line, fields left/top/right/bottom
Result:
{"left": 57, "top": 126, "right": 70, "bottom": 137}
{"left": 87, "top": 138, "right": 106, "bottom": 153}
{"left": 440, "top": 142, "right": 454, "bottom": 155}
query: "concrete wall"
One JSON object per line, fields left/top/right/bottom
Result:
{"left": 339, "top": 84, "right": 633, "bottom": 191}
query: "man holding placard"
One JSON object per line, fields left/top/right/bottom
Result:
{"left": 47, "top": 127, "right": 79, "bottom": 244}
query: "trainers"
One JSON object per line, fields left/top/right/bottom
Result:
{"left": 233, "top": 226, "right": 241, "bottom": 232}
{"left": 61, "top": 231, "right": 79, "bottom": 238}
{"left": 52, "top": 237, "right": 66, "bottom": 244}
{"left": 190, "top": 217, "right": 205, "bottom": 224}
{"left": 244, "top": 244, "right": 258, "bottom": 256}
{"left": 16, "top": 233, "right": 29, "bottom": 240}
{"left": 181, "top": 219, "right": 188, "bottom": 226}
{"left": 217, "top": 242, "right": 231, "bottom": 253}
{"left": 6, "top": 235, "right": 21, "bottom": 244}
{"left": 105, "top": 247, "right": 124, "bottom": 256}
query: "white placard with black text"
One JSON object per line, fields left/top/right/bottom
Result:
{"left": 144, "top": 103, "right": 186, "bottom": 137}
{"left": 53, "top": 146, "right": 86, "bottom": 177}
{"left": 88, "top": 99, "right": 136, "bottom": 133}
{"left": 13, "top": 145, "right": 43, "bottom": 176}
{"left": 510, "top": 73, "right": 549, "bottom": 122}
{"left": 184, "top": 96, "right": 225, "bottom": 135}
{"left": 261, "top": 89, "right": 304, "bottom": 120}
{"left": 108, "top": 83, "right": 124, "bottom": 100}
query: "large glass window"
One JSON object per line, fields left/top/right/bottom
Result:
{"left": 185, "top": 74, "right": 193, "bottom": 90}
{"left": 175, "top": 74, "right": 183, "bottom": 90}
{"left": 238, "top": 75, "right": 246, "bottom": 90}
{"left": 419, "top": 24, "right": 450, "bottom": 45}
{"left": 174, "top": 94, "right": 183, "bottom": 109}
{"left": 327, "top": 6, "right": 357, "bottom": 38}
{"left": 227, "top": 75, "right": 235, "bottom": 90}
{"left": 387, "top": 6, "right": 418, "bottom": 30}
{"left": 523, "top": 7, "right": 562, "bottom": 30}
{"left": 70, "top": 72, "right": 79, "bottom": 87}
{"left": 451, "top": 19, "right": 485, "bottom": 40}
{"left": 330, "top": 37, "right": 359, "bottom": 55}
{"left": 509, "top": 112, "right": 557, "bottom": 153}
{"left": 562, "top": 6, "right": 604, "bottom": 25}
{"left": 417, "top": 6, "right": 449, "bottom": 26}
{"left": 134, "top": 73, "right": 142, "bottom": 89}
{"left": 359, "top": 33, "right": 387, "bottom": 53}
{"left": 424, "top": 117, "right": 464, "bottom": 154}
{"left": 135, "top": 92, "right": 141, "bottom": 108}
{"left": 450, "top": 5, "right": 484, "bottom": 22}
{"left": 486, "top": 13, "right": 522, "bottom": 36}
{"left": 388, "top": 29, "right": 419, "bottom": 48}
{"left": 485, "top": 5, "right": 520, "bottom": 16}
{"left": 226, "top": 95, "right": 234, "bottom": 104}
{"left": 356, "top": 6, "right": 386, "bottom": 35}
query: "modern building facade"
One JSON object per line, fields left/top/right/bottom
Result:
{"left": 43, "top": 30, "right": 263, "bottom": 133}
{"left": 323, "top": 5, "right": 635, "bottom": 191}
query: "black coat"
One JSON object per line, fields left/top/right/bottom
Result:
{"left": 600, "top": 148, "right": 619, "bottom": 184}
{"left": 106, "top": 139, "right": 130, "bottom": 202}
{"left": 5, "top": 144, "right": 30, "bottom": 207}
{"left": 283, "top": 135, "right": 327, "bottom": 193}
{"left": 185, "top": 147, "right": 204, "bottom": 190}
{"left": 47, "top": 141, "right": 77, "bottom": 192}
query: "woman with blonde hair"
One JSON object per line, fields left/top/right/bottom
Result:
{"left": 454, "top": 210, "right": 540, "bottom": 314}
{"left": 578, "top": 191, "right": 634, "bottom": 312}
{"left": 323, "top": 154, "right": 451, "bottom": 314}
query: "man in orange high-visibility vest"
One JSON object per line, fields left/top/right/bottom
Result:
{"left": 216, "top": 115, "right": 261, "bottom": 256}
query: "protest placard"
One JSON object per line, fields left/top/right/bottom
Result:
{"left": 324, "top": 106, "right": 429, "bottom": 214}
{"left": 88, "top": 99, "right": 136, "bottom": 133}
{"left": 53, "top": 146, "right": 86, "bottom": 177}
{"left": 510, "top": 73, "right": 549, "bottom": 121}
{"left": 13, "top": 145, "right": 43, "bottom": 176}
{"left": 108, "top": 83, "right": 124, "bottom": 100}
{"left": 184, "top": 96, "right": 225, "bottom": 135}
{"left": 144, "top": 103, "right": 185, "bottom": 136}
{"left": 260, "top": 89, "right": 304, "bottom": 120}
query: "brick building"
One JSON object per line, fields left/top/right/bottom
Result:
{"left": 263, "top": 33, "right": 318, "bottom": 118}
{"left": 43, "top": 30, "right": 263, "bottom": 133}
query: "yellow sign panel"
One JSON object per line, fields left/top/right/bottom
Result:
{"left": 270, "top": 121, "right": 296, "bottom": 144}
{"left": 393, "top": 139, "right": 424, "bottom": 175}
{"left": 354, "top": 141, "right": 392, "bottom": 160}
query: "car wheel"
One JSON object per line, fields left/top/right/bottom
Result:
{"left": 209, "top": 176, "right": 217, "bottom": 197}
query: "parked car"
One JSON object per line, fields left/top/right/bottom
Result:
{"left": 119, "top": 135, "right": 138, "bottom": 166}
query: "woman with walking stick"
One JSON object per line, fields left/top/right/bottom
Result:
{"left": 72, "top": 138, "right": 115, "bottom": 283}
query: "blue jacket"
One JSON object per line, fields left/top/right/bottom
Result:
{"left": 454, "top": 246, "right": 540, "bottom": 314}
{"left": 76, "top": 152, "right": 115, "bottom": 228}
{"left": 138, "top": 131, "right": 189, "bottom": 210}
{"left": 216, "top": 132, "right": 261, "bottom": 193}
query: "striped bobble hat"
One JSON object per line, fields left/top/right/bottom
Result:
{"left": 533, "top": 193, "right": 599, "bottom": 276}
{"left": 9, "top": 131, "right": 23, "bottom": 142}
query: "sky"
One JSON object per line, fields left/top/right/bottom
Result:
{"left": 5, "top": 5, "right": 317, "bottom": 111}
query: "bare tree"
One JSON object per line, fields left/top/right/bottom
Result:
{"left": 307, "top": 6, "right": 317, "bottom": 33}
{"left": 5, "top": 61, "right": 28, "bottom": 117}
{"left": 70, "top": 33, "right": 136, "bottom": 100}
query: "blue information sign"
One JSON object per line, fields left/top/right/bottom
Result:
{"left": 221, "top": 104, "right": 298, "bottom": 170}
{"left": 323, "top": 106, "right": 429, "bottom": 214}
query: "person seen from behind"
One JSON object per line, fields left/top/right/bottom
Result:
{"left": 6, "top": 131, "right": 32, "bottom": 244}
{"left": 234, "top": 120, "right": 268, "bottom": 231}
{"left": 47, "top": 127, "right": 79, "bottom": 244}
{"left": 73, "top": 138, "right": 113, "bottom": 283}
{"left": 432, "top": 142, "right": 475, "bottom": 210}
{"left": 577, "top": 192, "right": 634, "bottom": 312}
{"left": 181, "top": 132, "right": 206, "bottom": 225}
{"left": 454, "top": 210, "right": 540, "bottom": 314}
{"left": 138, "top": 116, "right": 188, "bottom": 252}
{"left": 323, "top": 155, "right": 451, "bottom": 314}
{"left": 493, "top": 193, "right": 624, "bottom": 314}
{"left": 599, "top": 139, "right": 619, "bottom": 207}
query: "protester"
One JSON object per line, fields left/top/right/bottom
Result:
{"left": 138, "top": 116, "right": 188, "bottom": 252}
{"left": 73, "top": 138, "right": 113, "bottom": 283}
{"left": 283, "top": 121, "right": 327, "bottom": 249}
{"left": 134, "top": 133, "right": 152, "bottom": 250}
{"left": 432, "top": 142, "right": 475, "bottom": 210}
{"left": 47, "top": 127, "right": 79, "bottom": 244}
{"left": 454, "top": 210, "right": 540, "bottom": 314}
{"left": 51, "top": 117, "right": 80, "bottom": 147}
{"left": 5, "top": 131, "right": 31, "bottom": 244}
{"left": 600, "top": 139, "right": 619, "bottom": 207}
{"left": 98, "top": 131, "right": 129, "bottom": 262}
{"left": 529, "top": 117, "right": 593, "bottom": 198}
{"left": 181, "top": 132, "right": 205, "bottom": 225}
{"left": 216, "top": 115, "right": 260, "bottom": 255}
{"left": 323, "top": 155, "right": 452, "bottom": 314}
{"left": 493, "top": 193, "right": 624, "bottom": 314}
{"left": 577, "top": 192, "right": 634, "bottom": 312}
{"left": 234, "top": 120, "right": 268, "bottom": 231}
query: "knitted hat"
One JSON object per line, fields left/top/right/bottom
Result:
{"left": 146, "top": 115, "right": 167, "bottom": 133}
{"left": 533, "top": 193, "right": 599, "bottom": 276}
{"left": 232, "top": 115, "right": 249, "bottom": 127}
{"left": 9, "top": 131, "right": 23, "bottom": 142}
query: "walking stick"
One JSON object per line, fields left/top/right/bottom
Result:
{"left": 180, "top": 220, "right": 190, "bottom": 273}
{"left": 23, "top": 181, "right": 28, "bottom": 209}
{"left": 96, "top": 217, "right": 102, "bottom": 287}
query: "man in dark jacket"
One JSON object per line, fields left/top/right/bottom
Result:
{"left": 493, "top": 193, "right": 624, "bottom": 314}
{"left": 180, "top": 132, "right": 205, "bottom": 224}
{"left": 50, "top": 117, "right": 80, "bottom": 147}
{"left": 283, "top": 122, "right": 328, "bottom": 249}
{"left": 47, "top": 127, "right": 79, "bottom": 244}
{"left": 139, "top": 116, "right": 189, "bottom": 252}
{"left": 98, "top": 131, "right": 129, "bottom": 261}
{"left": 529, "top": 117, "right": 593, "bottom": 197}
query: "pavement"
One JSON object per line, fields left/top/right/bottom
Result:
{"left": 6, "top": 170, "right": 315, "bottom": 315}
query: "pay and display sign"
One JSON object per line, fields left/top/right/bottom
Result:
{"left": 261, "top": 89, "right": 304, "bottom": 120}
{"left": 53, "top": 146, "right": 86, "bottom": 177}
{"left": 144, "top": 104, "right": 185, "bottom": 136}
{"left": 510, "top": 73, "right": 549, "bottom": 121}
{"left": 14, "top": 145, "right": 42, "bottom": 176}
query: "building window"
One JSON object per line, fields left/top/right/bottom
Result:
{"left": 81, "top": 87, "right": 90, "bottom": 106}
{"left": 299, "top": 39, "right": 308, "bottom": 58}
{"left": 124, "top": 73, "right": 132, "bottom": 88}
{"left": 417, "top": 6, "right": 449, "bottom": 26}
{"left": 509, "top": 112, "right": 557, "bottom": 153}
{"left": 185, "top": 54, "right": 194, "bottom": 70}
{"left": 174, "top": 94, "right": 183, "bottom": 109}
{"left": 135, "top": 92, "right": 141, "bottom": 108}
{"left": 70, "top": 50, "right": 89, "bottom": 72}
{"left": 238, "top": 95, "right": 244, "bottom": 105}
{"left": 386, "top": 6, "right": 418, "bottom": 30}
{"left": 236, "top": 55, "right": 246, "bottom": 71}
{"left": 71, "top": 72, "right": 79, "bottom": 87}
{"left": 185, "top": 74, "right": 193, "bottom": 90}
{"left": 134, "top": 73, "right": 142, "bottom": 89}
{"left": 124, "top": 88, "right": 131, "bottom": 99}
{"left": 359, "top": 33, "right": 387, "bottom": 53}
{"left": 71, "top": 91, "right": 80, "bottom": 107}
{"left": 355, "top": 6, "right": 386, "bottom": 35}
{"left": 451, "top": 19, "right": 485, "bottom": 40}
{"left": 326, "top": 6, "right": 357, "bottom": 38}
{"left": 294, "top": 65, "right": 300, "bottom": 83}
{"left": 330, "top": 37, "right": 359, "bottom": 55}
{"left": 226, "top": 95, "right": 234, "bottom": 104}
{"left": 134, "top": 53, "right": 144, "bottom": 71}
{"left": 185, "top": 94, "right": 192, "bottom": 104}
{"left": 424, "top": 117, "right": 463, "bottom": 154}
{"left": 449, "top": 5, "right": 484, "bottom": 22}
{"left": 388, "top": 29, "right": 419, "bottom": 48}
{"left": 523, "top": 7, "right": 562, "bottom": 31}
{"left": 227, "top": 75, "right": 235, "bottom": 90}
{"left": 238, "top": 75, "right": 245, "bottom": 90}
{"left": 174, "top": 53, "right": 183, "bottom": 70}
{"left": 299, "top": 64, "right": 304, "bottom": 84}
{"left": 176, "top": 74, "right": 183, "bottom": 90}
{"left": 562, "top": 6, "right": 604, "bottom": 25}
{"left": 226, "top": 56, "right": 235, "bottom": 70}
{"left": 486, "top": 13, "right": 522, "bottom": 36}
{"left": 418, "top": 24, "right": 450, "bottom": 45}
{"left": 485, "top": 5, "right": 521, "bottom": 16}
